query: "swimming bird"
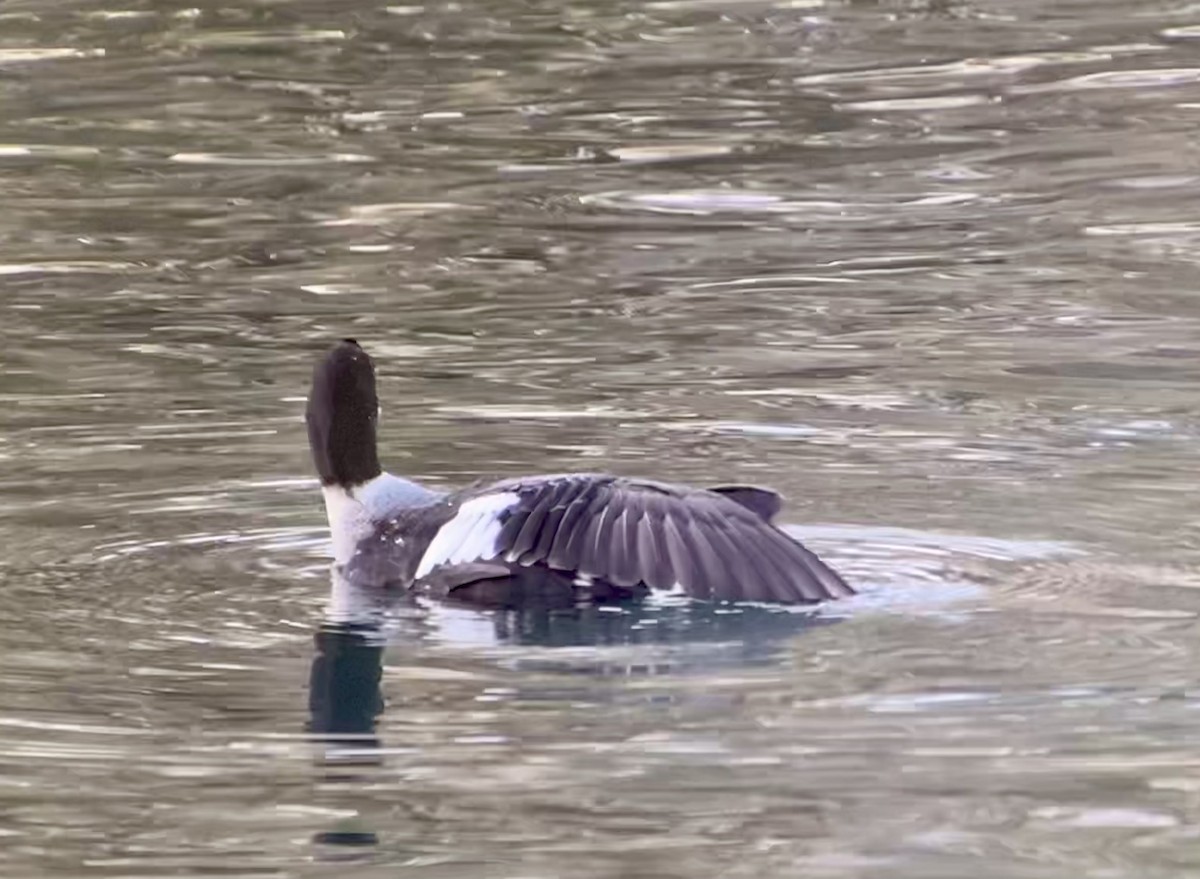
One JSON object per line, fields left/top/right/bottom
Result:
{"left": 307, "top": 339, "right": 854, "bottom": 608}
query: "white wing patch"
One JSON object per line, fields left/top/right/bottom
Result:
{"left": 414, "top": 492, "right": 519, "bottom": 579}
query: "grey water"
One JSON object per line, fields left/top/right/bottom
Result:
{"left": 6, "top": 0, "right": 1200, "bottom": 875}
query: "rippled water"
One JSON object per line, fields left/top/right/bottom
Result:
{"left": 6, "top": 1, "right": 1200, "bottom": 875}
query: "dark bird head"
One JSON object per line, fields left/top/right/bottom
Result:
{"left": 306, "top": 339, "right": 382, "bottom": 488}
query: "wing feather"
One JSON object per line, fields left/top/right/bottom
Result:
{"left": 609, "top": 502, "right": 644, "bottom": 587}
{"left": 693, "top": 509, "right": 756, "bottom": 600}
{"left": 581, "top": 494, "right": 625, "bottom": 582}
{"left": 545, "top": 484, "right": 598, "bottom": 571}
{"left": 741, "top": 526, "right": 799, "bottom": 603}
{"left": 658, "top": 512, "right": 697, "bottom": 595}
{"left": 526, "top": 489, "right": 569, "bottom": 564}
{"left": 414, "top": 492, "right": 518, "bottom": 578}
{"left": 635, "top": 503, "right": 672, "bottom": 591}
{"left": 681, "top": 515, "right": 728, "bottom": 601}
{"left": 554, "top": 485, "right": 609, "bottom": 572}
{"left": 506, "top": 497, "right": 548, "bottom": 563}
{"left": 435, "top": 475, "right": 851, "bottom": 604}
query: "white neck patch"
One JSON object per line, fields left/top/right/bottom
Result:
{"left": 322, "top": 484, "right": 371, "bottom": 564}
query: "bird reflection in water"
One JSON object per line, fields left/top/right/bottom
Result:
{"left": 307, "top": 579, "right": 389, "bottom": 854}
{"left": 305, "top": 570, "right": 840, "bottom": 854}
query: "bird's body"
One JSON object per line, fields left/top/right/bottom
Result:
{"left": 307, "top": 340, "right": 853, "bottom": 608}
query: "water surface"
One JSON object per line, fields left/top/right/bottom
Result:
{"left": 5, "top": 1, "right": 1200, "bottom": 876}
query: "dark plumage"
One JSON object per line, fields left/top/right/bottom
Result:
{"left": 308, "top": 340, "right": 854, "bottom": 607}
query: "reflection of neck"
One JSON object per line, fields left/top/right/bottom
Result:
{"left": 305, "top": 574, "right": 388, "bottom": 853}
{"left": 307, "top": 574, "right": 387, "bottom": 756}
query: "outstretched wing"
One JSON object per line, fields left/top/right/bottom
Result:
{"left": 414, "top": 475, "right": 853, "bottom": 604}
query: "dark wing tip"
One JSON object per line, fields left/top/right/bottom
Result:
{"left": 775, "top": 533, "right": 856, "bottom": 602}
{"left": 671, "top": 497, "right": 854, "bottom": 605}
{"left": 706, "top": 485, "right": 783, "bottom": 521}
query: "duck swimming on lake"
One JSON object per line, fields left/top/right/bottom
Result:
{"left": 306, "top": 339, "right": 854, "bottom": 608}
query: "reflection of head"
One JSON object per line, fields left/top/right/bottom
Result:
{"left": 307, "top": 623, "right": 384, "bottom": 746}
